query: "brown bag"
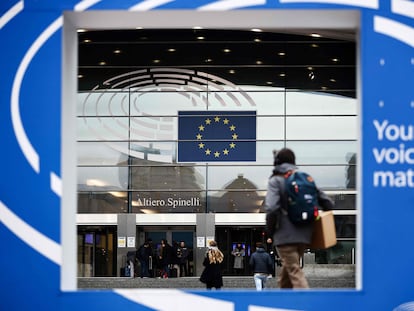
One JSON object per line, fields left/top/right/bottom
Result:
{"left": 310, "top": 210, "right": 337, "bottom": 249}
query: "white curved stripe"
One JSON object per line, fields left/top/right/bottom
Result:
{"left": 0, "top": 0, "right": 24, "bottom": 29}
{"left": 392, "top": 0, "right": 414, "bottom": 19}
{"left": 114, "top": 289, "right": 234, "bottom": 311}
{"left": 198, "top": 0, "right": 265, "bottom": 10}
{"left": 51, "top": 172, "right": 62, "bottom": 197}
{"left": 0, "top": 201, "right": 62, "bottom": 265}
{"left": 129, "top": 0, "right": 175, "bottom": 11}
{"left": 11, "top": 16, "right": 62, "bottom": 173}
{"left": 374, "top": 15, "right": 414, "bottom": 48}
{"left": 279, "top": 0, "right": 379, "bottom": 9}
{"left": 74, "top": 0, "right": 103, "bottom": 11}
{"left": 394, "top": 302, "right": 414, "bottom": 311}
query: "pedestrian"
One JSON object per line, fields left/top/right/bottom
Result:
{"left": 177, "top": 241, "right": 189, "bottom": 277}
{"left": 199, "top": 240, "right": 224, "bottom": 290}
{"left": 158, "top": 239, "right": 172, "bottom": 278}
{"left": 136, "top": 240, "right": 151, "bottom": 278}
{"left": 231, "top": 243, "right": 245, "bottom": 275}
{"left": 249, "top": 242, "right": 274, "bottom": 290}
{"left": 170, "top": 241, "right": 180, "bottom": 277}
{"left": 265, "top": 148, "right": 334, "bottom": 288}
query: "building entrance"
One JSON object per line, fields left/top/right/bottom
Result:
{"left": 77, "top": 226, "right": 117, "bottom": 277}
{"left": 216, "top": 226, "right": 267, "bottom": 276}
{"left": 136, "top": 226, "right": 195, "bottom": 277}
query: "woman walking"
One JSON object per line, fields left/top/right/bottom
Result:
{"left": 200, "top": 240, "right": 224, "bottom": 290}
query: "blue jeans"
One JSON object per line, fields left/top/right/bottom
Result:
{"left": 139, "top": 260, "right": 150, "bottom": 277}
{"left": 254, "top": 273, "right": 269, "bottom": 290}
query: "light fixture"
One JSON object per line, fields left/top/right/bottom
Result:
{"left": 197, "top": 36, "right": 205, "bottom": 40}
{"left": 113, "top": 49, "right": 122, "bottom": 54}
{"left": 223, "top": 48, "right": 231, "bottom": 53}
{"left": 251, "top": 28, "right": 262, "bottom": 32}
{"left": 278, "top": 52, "right": 285, "bottom": 56}
{"left": 167, "top": 48, "right": 176, "bottom": 52}
{"left": 99, "top": 61, "right": 106, "bottom": 66}
{"left": 310, "top": 33, "right": 321, "bottom": 38}
{"left": 308, "top": 71, "right": 315, "bottom": 80}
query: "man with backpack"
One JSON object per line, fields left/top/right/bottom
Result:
{"left": 136, "top": 240, "right": 152, "bottom": 278}
{"left": 265, "top": 148, "right": 334, "bottom": 288}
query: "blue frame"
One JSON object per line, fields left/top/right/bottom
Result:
{"left": 1, "top": 1, "right": 414, "bottom": 310}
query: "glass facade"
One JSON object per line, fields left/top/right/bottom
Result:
{"left": 77, "top": 29, "right": 357, "bottom": 275}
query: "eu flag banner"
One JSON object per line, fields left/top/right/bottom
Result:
{"left": 178, "top": 111, "right": 256, "bottom": 162}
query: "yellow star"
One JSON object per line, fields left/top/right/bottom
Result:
{"left": 232, "top": 133, "right": 238, "bottom": 140}
{"left": 223, "top": 149, "right": 229, "bottom": 155}
{"left": 229, "top": 142, "right": 236, "bottom": 148}
{"left": 198, "top": 124, "right": 205, "bottom": 131}
{"left": 223, "top": 118, "right": 230, "bottom": 125}
{"left": 214, "top": 116, "right": 220, "bottom": 122}
{"left": 205, "top": 149, "right": 211, "bottom": 155}
{"left": 205, "top": 118, "right": 212, "bottom": 125}
{"left": 196, "top": 133, "right": 202, "bottom": 140}
{"left": 214, "top": 151, "right": 220, "bottom": 157}
{"left": 229, "top": 124, "right": 236, "bottom": 131}
{"left": 198, "top": 142, "right": 205, "bottom": 149}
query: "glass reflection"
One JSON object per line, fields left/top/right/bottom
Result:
{"left": 78, "top": 192, "right": 128, "bottom": 213}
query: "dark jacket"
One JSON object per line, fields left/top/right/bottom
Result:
{"left": 201, "top": 254, "right": 223, "bottom": 288}
{"left": 265, "top": 163, "right": 334, "bottom": 246}
{"left": 137, "top": 244, "right": 151, "bottom": 262}
{"left": 159, "top": 243, "right": 173, "bottom": 266}
{"left": 249, "top": 247, "right": 273, "bottom": 274}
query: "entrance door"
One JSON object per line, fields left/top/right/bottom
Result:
{"left": 215, "top": 226, "right": 266, "bottom": 276}
{"left": 77, "top": 226, "right": 117, "bottom": 277}
{"left": 137, "top": 227, "right": 195, "bottom": 277}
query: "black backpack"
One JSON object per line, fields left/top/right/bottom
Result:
{"left": 283, "top": 171, "right": 320, "bottom": 225}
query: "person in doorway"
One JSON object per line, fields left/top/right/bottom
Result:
{"left": 170, "top": 241, "right": 180, "bottom": 278}
{"left": 158, "top": 239, "right": 172, "bottom": 278}
{"left": 249, "top": 242, "right": 274, "bottom": 290}
{"left": 200, "top": 240, "right": 224, "bottom": 290}
{"left": 266, "top": 237, "right": 281, "bottom": 276}
{"left": 231, "top": 243, "right": 245, "bottom": 275}
{"left": 136, "top": 240, "right": 151, "bottom": 278}
{"left": 177, "top": 241, "right": 189, "bottom": 277}
{"left": 264, "top": 148, "right": 334, "bottom": 288}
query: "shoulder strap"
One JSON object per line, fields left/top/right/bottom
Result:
{"left": 274, "top": 175, "right": 288, "bottom": 212}
{"left": 283, "top": 170, "right": 295, "bottom": 179}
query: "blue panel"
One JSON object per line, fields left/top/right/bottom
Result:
{"left": 178, "top": 111, "right": 256, "bottom": 162}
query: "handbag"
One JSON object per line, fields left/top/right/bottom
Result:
{"left": 199, "top": 268, "right": 207, "bottom": 283}
{"left": 310, "top": 210, "right": 337, "bottom": 249}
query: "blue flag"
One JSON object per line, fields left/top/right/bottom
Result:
{"left": 178, "top": 111, "right": 256, "bottom": 162}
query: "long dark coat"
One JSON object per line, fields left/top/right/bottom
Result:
{"left": 201, "top": 256, "right": 223, "bottom": 288}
